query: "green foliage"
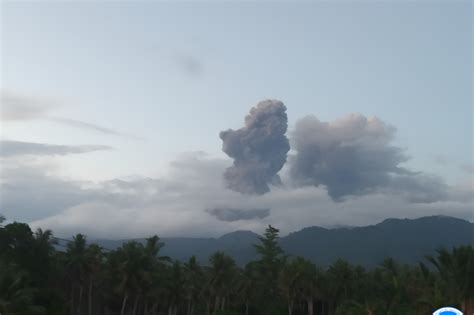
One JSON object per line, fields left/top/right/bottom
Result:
{"left": 0, "top": 220, "right": 473, "bottom": 315}
{"left": 0, "top": 263, "right": 45, "bottom": 315}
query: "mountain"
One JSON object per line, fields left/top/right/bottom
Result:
{"left": 95, "top": 230, "right": 260, "bottom": 266}
{"left": 280, "top": 215, "right": 473, "bottom": 266}
{"left": 92, "top": 215, "right": 473, "bottom": 267}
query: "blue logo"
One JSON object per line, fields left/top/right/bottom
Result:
{"left": 433, "top": 307, "right": 463, "bottom": 315}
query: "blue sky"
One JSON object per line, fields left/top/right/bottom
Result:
{"left": 1, "top": 1, "right": 472, "bottom": 237}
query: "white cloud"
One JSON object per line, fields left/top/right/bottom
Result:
{"left": 0, "top": 140, "right": 112, "bottom": 157}
{"left": 1, "top": 90, "right": 137, "bottom": 138}
{"left": 23, "top": 152, "right": 473, "bottom": 239}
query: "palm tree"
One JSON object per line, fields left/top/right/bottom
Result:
{"left": 140, "top": 235, "right": 169, "bottom": 314}
{"left": 326, "top": 259, "right": 356, "bottom": 314}
{"left": 183, "top": 256, "right": 203, "bottom": 315}
{"left": 237, "top": 261, "right": 260, "bottom": 315}
{"left": 110, "top": 241, "right": 146, "bottom": 315}
{"left": 426, "top": 245, "right": 474, "bottom": 313}
{"left": 208, "top": 251, "right": 236, "bottom": 315}
{"left": 0, "top": 262, "right": 45, "bottom": 315}
{"left": 66, "top": 234, "right": 89, "bottom": 315}
{"left": 278, "top": 259, "right": 300, "bottom": 315}
{"left": 85, "top": 244, "right": 103, "bottom": 315}
{"left": 294, "top": 257, "right": 323, "bottom": 315}
{"left": 31, "top": 228, "right": 58, "bottom": 284}
{"left": 166, "top": 260, "right": 185, "bottom": 315}
{"left": 34, "top": 229, "right": 57, "bottom": 252}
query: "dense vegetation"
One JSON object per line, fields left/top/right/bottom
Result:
{"left": 0, "top": 217, "right": 473, "bottom": 315}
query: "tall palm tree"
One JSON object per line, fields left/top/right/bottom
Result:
{"left": 208, "top": 251, "right": 236, "bottom": 315}
{"left": 326, "top": 259, "right": 356, "bottom": 314}
{"left": 426, "top": 245, "right": 474, "bottom": 313}
{"left": 31, "top": 228, "right": 57, "bottom": 279}
{"left": 0, "top": 263, "right": 45, "bottom": 315}
{"left": 85, "top": 244, "right": 103, "bottom": 315}
{"left": 294, "top": 257, "right": 323, "bottom": 315}
{"left": 140, "top": 235, "right": 169, "bottom": 314}
{"left": 66, "top": 234, "right": 89, "bottom": 315}
{"left": 278, "top": 259, "right": 300, "bottom": 315}
{"left": 237, "top": 261, "right": 260, "bottom": 315}
{"left": 183, "top": 256, "right": 203, "bottom": 315}
{"left": 166, "top": 261, "right": 185, "bottom": 315}
{"left": 110, "top": 241, "right": 146, "bottom": 315}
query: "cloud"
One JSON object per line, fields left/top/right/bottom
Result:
{"left": 460, "top": 163, "right": 474, "bottom": 174}
{"left": 47, "top": 117, "right": 142, "bottom": 139}
{"left": 433, "top": 154, "right": 449, "bottom": 165}
{"left": 0, "top": 100, "right": 469, "bottom": 238}
{"left": 1, "top": 90, "right": 136, "bottom": 138}
{"left": 289, "top": 114, "right": 447, "bottom": 202}
{"left": 1, "top": 90, "right": 56, "bottom": 121}
{"left": 175, "top": 54, "right": 202, "bottom": 76}
{"left": 206, "top": 207, "right": 270, "bottom": 222}
{"left": 0, "top": 162, "right": 95, "bottom": 221}
{"left": 148, "top": 44, "right": 203, "bottom": 77}
{"left": 0, "top": 140, "right": 112, "bottom": 157}
{"left": 11, "top": 152, "right": 469, "bottom": 239}
{"left": 219, "top": 100, "right": 290, "bottom": 195}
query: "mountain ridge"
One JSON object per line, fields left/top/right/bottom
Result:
{"left": 91, "top": 215, "right": 473, "bottom": 267}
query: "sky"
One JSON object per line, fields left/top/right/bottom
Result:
{"left": 0, "top": 1, "right": 472, "bottom": 238}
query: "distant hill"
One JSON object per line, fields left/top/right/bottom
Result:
{"left": 96, "top": 230, "right": 260, "bottom": 266}
{"left": 93, "top": 215, "right": 473, "bottom": 267}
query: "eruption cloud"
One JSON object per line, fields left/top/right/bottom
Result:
{"left": 206, "top": 207, "right": 270, "bottom": 222}
{"left": 220, "top": 100, "right": 290, "bottom": 195}
{"left": 289, "top": 114, "right": 447, "bottom": 202}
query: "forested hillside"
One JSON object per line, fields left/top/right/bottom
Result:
{"left": 94, "top": 216, "right": 474, "bottom": 267}
{"left": 1, "top": 216, "right": 473, "bottom": 315}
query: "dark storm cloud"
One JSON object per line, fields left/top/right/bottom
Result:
{"left": 0, "top": 140, "right": 112, "bottom": 157}
{"left": 219, "top": 100, "right": 290, "bottom": 195}
{"left": 206, "top": 207, "right": 270, "bottom": 222}
{"left": 289, "top": 114, "right": 448, "bottom": 203}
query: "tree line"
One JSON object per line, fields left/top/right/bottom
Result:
{"left": 0, "top": 217, "right": 473, "bottom": 315}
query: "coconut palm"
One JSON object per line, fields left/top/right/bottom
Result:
{"left": 165, "top": 260, "right": 185, "bottom": 315}
{"left": 140, "top": 236, "right": 169, "bottom": 315}
{"left": 208, "top": 251, "right": 236, "bottom": 315}
{"left": 110, "top": 241, "right": 146, "bottom": 315}
{"left": 278, "top": 259, "right": 301, "bottom": 315}
{"left": 66, "top": 234, "right": 89, "bottom": 315}
{"left": 426, "top": 245, "right": 474, "bottom": 313}
{"left": 183, "top": 256, "right": 203, "bottom": 315}
{"left": 84, "top": 244, "right": 103, "bottom": 315}
{"left": 0, "top": 263, "right": 45, "bottom": 315}
{"left": 294, "top": 257, "right": 324, "bottom": 315}
{"left": 326, "top": 259, "right": 356, "bottom": 314}
{"left": 237, "top": 261, "right": 260, "bottom": 315}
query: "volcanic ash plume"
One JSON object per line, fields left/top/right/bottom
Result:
{"left": 289, "top": 114, "right": 447, "bottom": 202}
{"left": 219, "top": 100, "right": 290, "bottom": 195}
